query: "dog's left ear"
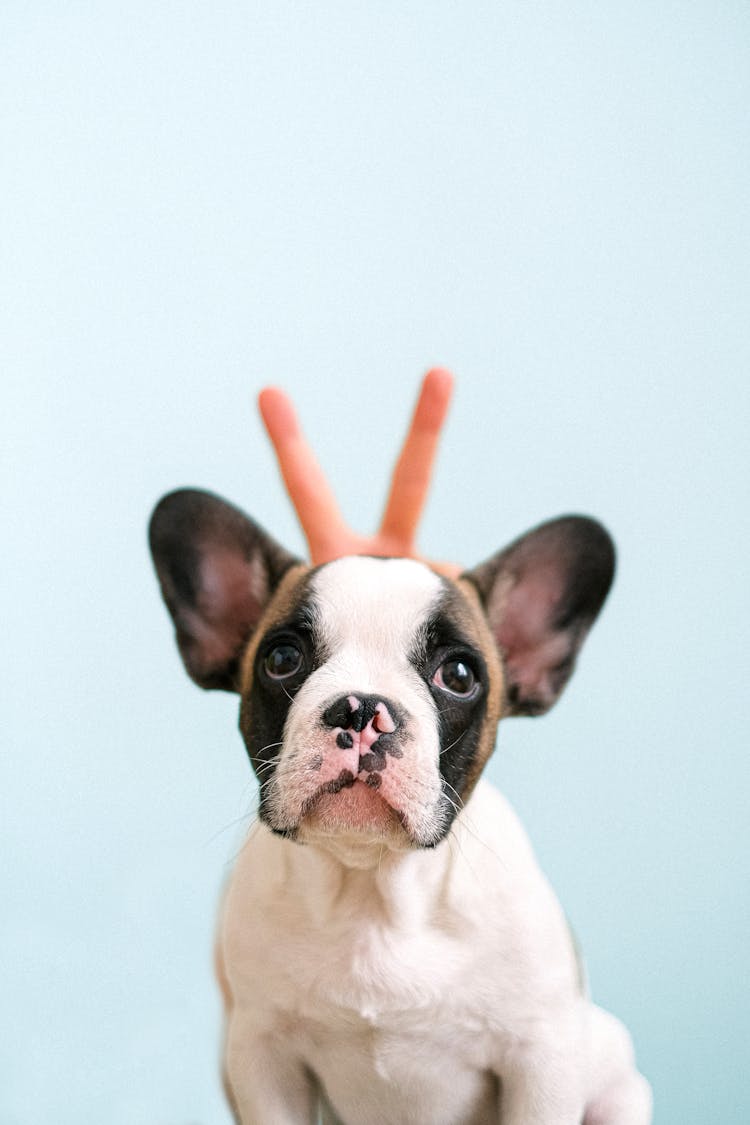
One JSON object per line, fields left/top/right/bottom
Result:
{"left": 464, "top": 516, "right": 615, "bottom": 716}
{"left": 149, "top": 488, "right": 301, "bottom": 691}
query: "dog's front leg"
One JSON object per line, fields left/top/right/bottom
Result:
{"left": 223, "top": 1022, "right": 317, "bottom": 1125}
{"left": 498, "top": 1045, "right": 584, "bottom": 1125}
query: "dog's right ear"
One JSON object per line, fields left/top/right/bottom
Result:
{"left": 148, "top": 489, "right": 302, "bottom": 692}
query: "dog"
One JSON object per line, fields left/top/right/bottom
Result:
{"left": 149, "top": 487, "right": 652, "bottom": 1124}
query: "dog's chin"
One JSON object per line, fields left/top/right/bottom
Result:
{"left": 268, "top": 780, "right": 414, "bottom": 860}
{"left": 301, "top": 780, "right": 405, "bottom": 840}
{"left": 263, "top": 777, "right": 452, "bottom": 856}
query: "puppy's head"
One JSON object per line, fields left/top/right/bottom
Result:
{"left": 149, "top": 489, "right": 614, "bottom": 854}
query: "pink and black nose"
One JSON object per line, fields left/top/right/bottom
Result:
{"left": 321, "top": 693, "right": 404, "bottom": 773}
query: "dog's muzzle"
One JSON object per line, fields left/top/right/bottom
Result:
{"left": 320, "top": 693, "right": 404, "bottom": 780}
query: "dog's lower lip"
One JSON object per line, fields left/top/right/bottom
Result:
{"left": 301, "top": 778, "right": 399, "bottom": 834}
{"left": 305, "top": 776, "right": 386, "bottom": 808}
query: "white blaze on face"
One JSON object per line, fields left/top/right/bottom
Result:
{"left": 266, "top": 557, "right": 447, "bottom": 846}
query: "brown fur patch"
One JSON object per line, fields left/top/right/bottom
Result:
{"left": 237, "top": 562, "right": 311, "bottom": 696}
{"left": 445, "top": 574, "right": 507, "bottom": 801}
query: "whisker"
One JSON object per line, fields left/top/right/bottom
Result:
{"left": 254, "top": 757, "right": 282, "bottom": 778}
{"left": 440, "top": 777, "right": 465, "bottom": 809}
{"left": 204, "top": 810, "right": 256, "bottom": 847}
{"left": 255, "top": 740, "right": 284, "bottom": 758}
{"left": 439, "top": 730, "right": 468, "bottom": 757}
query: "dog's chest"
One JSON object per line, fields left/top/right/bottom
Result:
{"left": 224, "top": 834, "right": 502, "bottom": 1122}
{"left": 221, "top": 786, "right": 578, "bottom": 1123}
{"left": 226, "top": 828, "right": 495, "bottom": 1021}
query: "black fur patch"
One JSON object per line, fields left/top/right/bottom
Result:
{"left": 238, "top": 579, "right": 325, "bottom": 826}
{"left": 410, "top": 584, "right": 490, "bottom": 822}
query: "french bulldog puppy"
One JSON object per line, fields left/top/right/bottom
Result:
{"left": 149, "top": 488, "right": 652, "bottom": 1125}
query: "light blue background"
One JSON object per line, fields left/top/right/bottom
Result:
{"left": 2, "top": 2, "right": 748, "bottom": 1122}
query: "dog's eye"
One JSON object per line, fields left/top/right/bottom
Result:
{"left": 433, "top": 658, "right": 478, "bottom": 699}
{"left": 264, "top": 643, "right": 303, "bottom": 680}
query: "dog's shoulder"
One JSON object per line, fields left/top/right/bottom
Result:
{"left": 452, "top": 779, "right": 543, "bottom": 887}
{"left": 449, "top": 781, "right": 580, "bottom": 986}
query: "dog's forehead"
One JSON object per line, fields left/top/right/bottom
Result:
{"left": 309, "top": 556, "right": 444, "bottom": 650}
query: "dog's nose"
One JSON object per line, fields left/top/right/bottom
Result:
{"left": 321, "top": 693, "right": 400, "bottom": 735}
{"left": 321, "top": 694, "right": 404, "bottom": 778}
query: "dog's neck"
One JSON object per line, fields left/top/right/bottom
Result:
{"left": 271, "top": 817, "right": 463, "bottom": 932}
{"left": 297, "top": 824, "right": 416, "bottom": 871}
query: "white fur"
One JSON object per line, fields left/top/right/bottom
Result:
{"left": 219, "top": 560, "right": 652, "bottom": 1124}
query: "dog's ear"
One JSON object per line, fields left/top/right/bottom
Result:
{"left": 464, "top": 516, "right": 615, "bottom": 716}
{"left": 148, "top": 489, "right": 301, "bottom": 691}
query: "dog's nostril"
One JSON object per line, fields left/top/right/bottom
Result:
{"left": 322, "top": 697, "right": 359, "bottom": 730}
{"left": 372, "top": 704, "right": 396, "bottom": 734}
{"left": 350, "top": 700, "right": 368, "bottom": 732}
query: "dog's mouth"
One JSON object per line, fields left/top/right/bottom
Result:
{"left": 299, "top": 772, "right": 405, "bottom": 838}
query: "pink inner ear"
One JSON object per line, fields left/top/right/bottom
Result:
{"left": 500, "top": 631, "right": 572, "bottom": 704}
{"left": 496, "top": 569, "right": 568, "bottom": 703}
{"left": 497, "top": 569, "right": 562, "bottom": 648}
{"left": 184, "top": 548, "right": 267, "bottom": 676}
